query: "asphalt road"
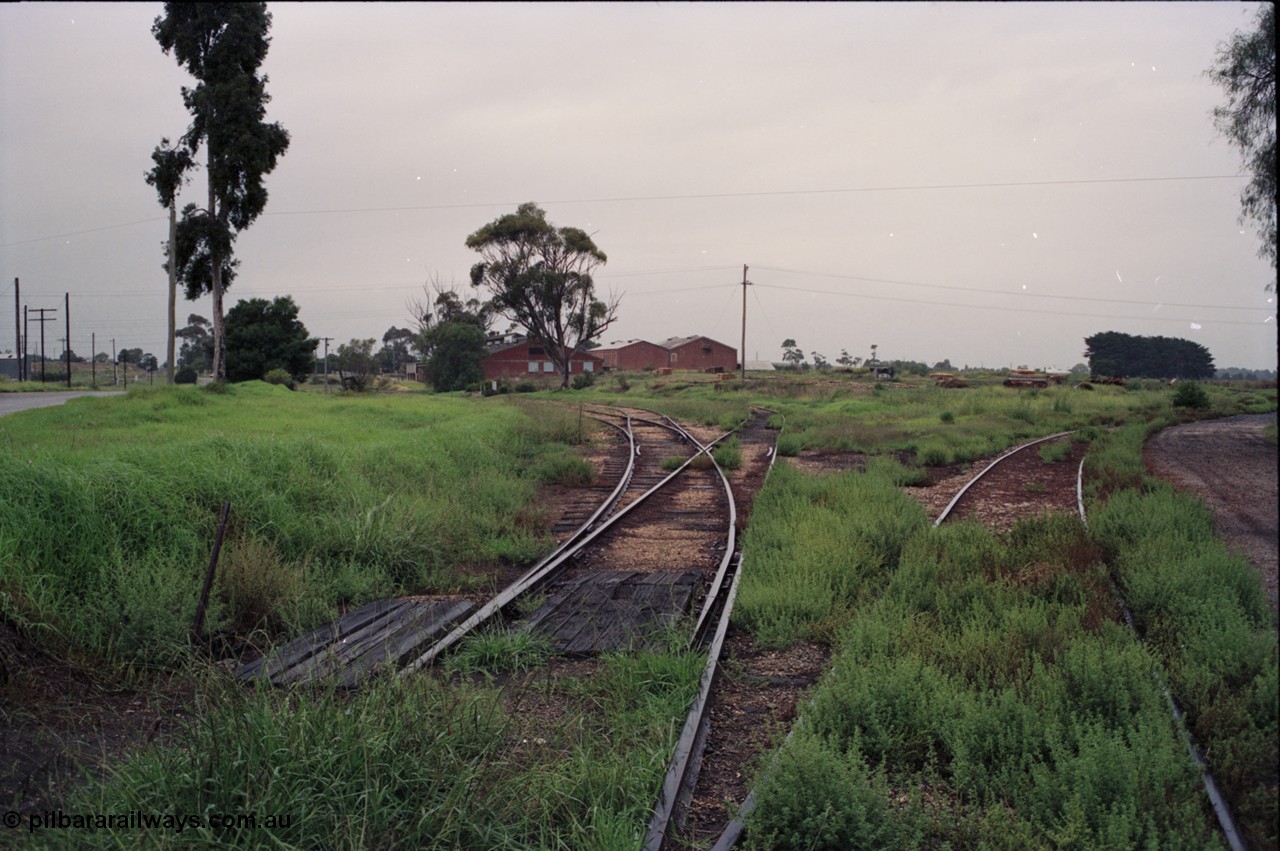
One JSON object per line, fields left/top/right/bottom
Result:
{"left": 0, "top": 390, "right": 124, "bottom": 417}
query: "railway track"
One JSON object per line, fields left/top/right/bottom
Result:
{"left": 928, "top": 433, "right": 1246, "bottom": 851}
{"left": 237, "top": 404, "right": 747, "bottom": 682}
{"left": 236, "top": 401, "right": 790, "bottom": 847}
{"left": 707, "top": 432, "right": 1247, "bottom": 851}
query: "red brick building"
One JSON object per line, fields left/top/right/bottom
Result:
{"left": 593, "top": 339, "right": 671, "bottom": 373}
{"left": 660, "top": 336, "right": 737, "bottom": 373}
{"left": 481, "top": 339, "right": 604, "bottom": 382}
{"left": 593, "top": 335, "right": 737, "bottom": 373}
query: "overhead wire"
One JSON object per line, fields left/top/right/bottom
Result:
{"left": 752, "top": 264, "right": 1268, "bottom": 313}
{"left": 0, "top": 174, "right": 1246, "bottom": 249}
{"left": 750, "top": 282, "right": 1267, "bottom": 327}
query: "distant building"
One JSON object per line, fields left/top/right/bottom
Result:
{"left": 481, "top": 337, "right": 604, "bottom": 381}
{"left": 660, "top": 335, "right": 737, "bottom": 373}
{"left": 593, "top": 339, "right": 671, "bottom": 372}
{"left": 594, "top": 335, "right": 738, "bottom": 374}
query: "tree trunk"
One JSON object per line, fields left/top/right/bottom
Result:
{"left": 208, "top": 156, "right": 226, "bottom": 383}
{"left": 166, "top": 202, "right": 177, "bottom": 384}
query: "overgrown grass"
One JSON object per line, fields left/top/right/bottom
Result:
{"left": 734, "top": 462, "right": 928, "bottom": 646}
{"left": 0, "top": 383, "right": 591, "bottom": 665}
{"left": 745, "top": 515, "right": 1224, "bottom": 849}
{"left": 68, "top": 648, "right": 703, "bottom": 849}
{"left": 1087, "top": 425, "right": 1278, "bottom": 848}
{"left": 445, "top": 627, "right": 553, "bottom": 676}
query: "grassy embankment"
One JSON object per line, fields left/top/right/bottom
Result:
{"left": 3, "top": 382, "right": 708, "bottom": 848}
{"left": 720, "top": 378, "right": 1276, "bottom": 849}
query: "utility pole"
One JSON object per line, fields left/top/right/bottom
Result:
{"left": 64, "top": 293, "right": 71, "bottom": 388}
{"left": 321, "top": 336, "right": 333, "bottom": 393}
{"left": 740, "top": 264, "right": 750, "bottom": 381}
{"left": 31, "top": 307, "right": 57, "bottom": 383}
{"left": 92, "top": 332, "right": 96, "bottom": 386}
{"left": 111, "top": 337, "right": 117, "bottom": 385}
{"left": 22, "top": 306, "right": 28, "bottom": 381}
{"left": 11, "top": 278, "right": 19, "bottom": 382}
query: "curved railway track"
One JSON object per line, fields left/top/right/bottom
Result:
{"left": 238, "top": 404, "right": 750, "bottom": 684}
{"left": 708, "top": 432, "right": 1247, "bottom": 851}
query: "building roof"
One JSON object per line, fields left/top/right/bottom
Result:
{"left": 660, "top": 335, "right": 728, "bottom": 350}
{"left": 595, "top": 339, "right": 659, "bottom": 352}
{"left": 483, "top": 338, "right": 603, "bottom": 360}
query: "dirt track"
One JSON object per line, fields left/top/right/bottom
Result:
{"left": 1144, "top": 412, "right": 1278, "bottom": 615}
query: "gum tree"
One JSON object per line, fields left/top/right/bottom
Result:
{"left": 1207, "top": 4, "right": 1275, "bottom": 272}
{"left": 466, "top": 203, "right": 619, "bottom": 389}
{"left": 153, "top": 2, "right": 290, "bottom": 381}
{"left": 144, "top": 138, "right": 195, "bottom": 383}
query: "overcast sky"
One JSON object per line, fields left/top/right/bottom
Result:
{"left": 1, "top": 2, "right": 1275, "bottom": 372}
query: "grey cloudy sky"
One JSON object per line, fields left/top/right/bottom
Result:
{"left": 1, "top": 1, "right": 1275, "bottom": 371}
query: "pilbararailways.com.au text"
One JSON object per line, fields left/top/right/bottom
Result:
{"left": 4, "top": 809, "right": 292, "bottom": 834}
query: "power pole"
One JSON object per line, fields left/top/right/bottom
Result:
{"left": 11, "top": 278, "right": 18, "bottom": 382}
{"left": 92, "top": 332, "right": 96, "bottom": 386}
{"left": 740, "top": 264, "right": 751, "bottom": 381}
{"left": 321, "top": 336, "right": 333, "bottom": 393}
{"left": 64, "top": 293, "right": 71, "bottom": 388}
{"left": 31, "top": 307, "right": 57, "bottom": 383}
{"left": 22, "top": 306, "right": 28, "bottom": 381}
{"left": 111, "top": 337, "right": 117, "bottom": 385}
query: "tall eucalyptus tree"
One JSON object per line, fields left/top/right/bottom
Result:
{"left": 153, "top": 2, "right": 290, "bottom": 381}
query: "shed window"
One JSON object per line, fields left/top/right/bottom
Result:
{"left": 528, "top": 361, "right": 539, "bottom": 373}
{"left": 543, "top": 361, "right": 555, "bottom": 373}
{"left": 528, "top": 346, "right": 545, "bottom": 356}
{"left": 583, "top": 361, "right": 594, "bottom": 373}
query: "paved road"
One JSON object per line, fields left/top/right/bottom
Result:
{"left": 0, "top": 390, "right": 124, "bottom": 417}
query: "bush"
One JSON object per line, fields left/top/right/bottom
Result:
{"left": 713, "top": 437, "right": 743, "bottom": 469}
{"left": 263, "top": 368, "right": 295, "bottom": 390}
{"left": 571, "top": 371, "right": 596, "bottom": 390}
{"left": 515, "top": 382, "right": 538, "bottom": 393}
{"left": 174, "top": 366, "right": 198, "bottom": 385}
{"left": 1171, "top": 381, "right": 1210, "bottom": 410}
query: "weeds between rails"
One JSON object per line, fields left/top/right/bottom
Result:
{"left": 6, "top": 376, "right": 1274, "bottom": 848}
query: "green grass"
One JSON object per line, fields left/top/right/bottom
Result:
{"left": 1087, "top": 425, "right": 1278, "bottom": 848}
{"left": 67, "top": 649, "right": 703, "bottom": 849}
{"left": 745, "top": 515, "right": 1224, "bottom": 849}
{"left": 0, "top": 383, "right": 590, "bottom": 665}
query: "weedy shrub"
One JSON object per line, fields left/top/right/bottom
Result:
{"left": 660, "top": 455, "right": 686, "bottom": 472}
{"left": 713, "top": 437, "right": 743, "bottom": 469}
{"left": 915, "top": 440, "right": 950, "bottom": 466}
{"left": 1171, "top": 381, "right": 1210, "bottom": 410}
{"left": 746, "top": 730, "right": 903, "bottom": 850}
{"left": 445, "top": 627, "right": 552, "bottom": 675}
{"left": 1037, "top": 439, "right": 1071, "bottom": 463}
{"left": 774, "top": 433, "right": 804, "bottom": 456}
{"left": 215, "top": 536, "right": 304, "bottom": 634}
{"left": 532, "top": 454, "right": 594, "bottom": 486}
{"left": 263, "top": 368, "right": 294, "bottom": 389}
{"left": 939, "top": 410, "right": 955, "bottom": 424}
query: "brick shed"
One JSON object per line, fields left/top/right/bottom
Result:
{"left": 482, "top": 339, "right": 603, "bottom": 382}
{"left": 661, "top": 336, "right": 737, "bottom": 373}
{"left": 594, "top": 339, "right": 670, "bottom": 372}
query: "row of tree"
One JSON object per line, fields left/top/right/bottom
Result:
{"left": 145, "top": 3, "right": 615, "bottom": 392}
{"left": 1083, "top": 331, "right": 1215, "bottom": 380}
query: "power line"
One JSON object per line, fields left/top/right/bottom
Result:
{"left": 261, "top": 175, "right": 1246, "bottom": 217}
{"left": 751, "top": 282, "right": 1271, "bottom": 327}
{"left": 0, "top": 174, "right": 1246, "bottom": 248}
{"left": 753, "top": 264, "right": 1268, "bottom": 313}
